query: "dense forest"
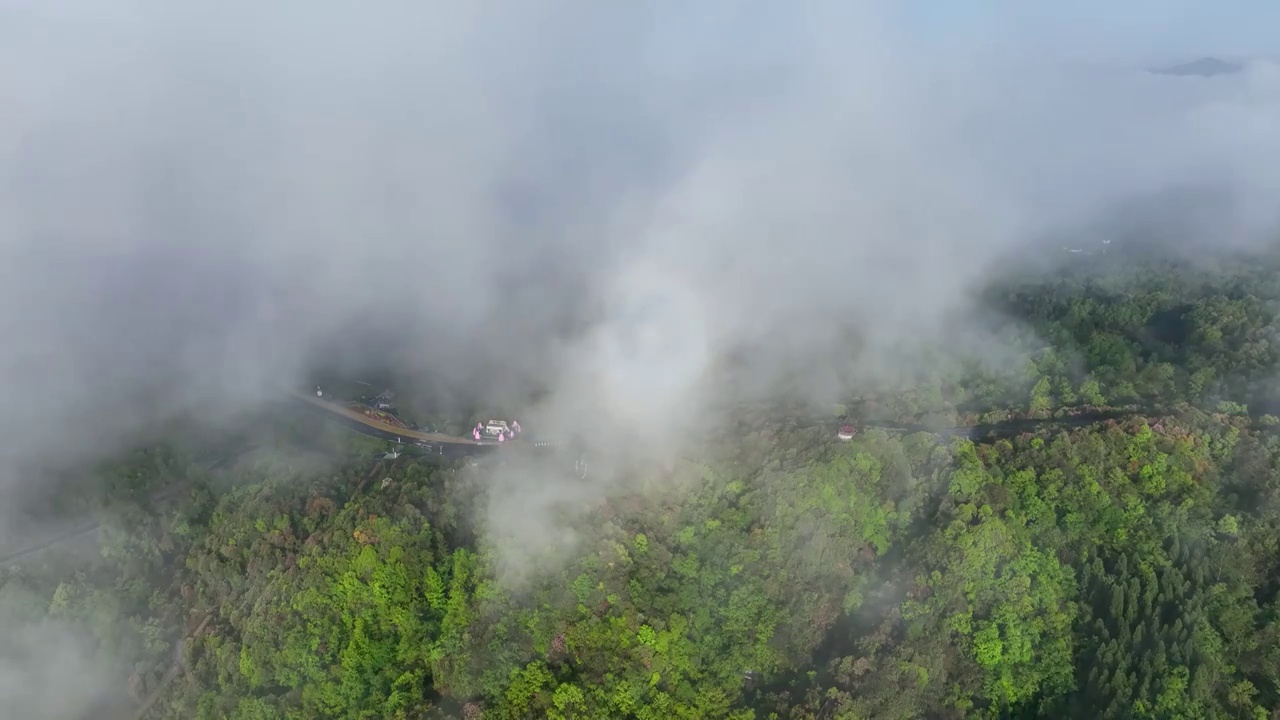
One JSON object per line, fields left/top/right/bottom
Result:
{"left": 7, "top": 248, "right": 1280, "bottom": 719}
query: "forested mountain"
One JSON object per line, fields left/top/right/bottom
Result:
{"left": 1152, "top": 57, "right": 1245, "bottom": 77}
{"left": 6, "top": 247, "right": 1280, "bottom": 719}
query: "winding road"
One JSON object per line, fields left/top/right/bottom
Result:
{"left": 819, "top": 408, "right": 1149, "bottom": 439}
{"left": 1, "top": 399, "right": 1164, "bottom": 569}
{"left": 297, "top": 386, "right": 1171, "bottom": 455}
{"left": 288, "top": 389, "right": 504, "bottom": 455}
{"left": 0, "top": 445, "right": 254, "bottom": 567}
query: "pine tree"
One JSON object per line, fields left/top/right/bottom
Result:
{"left": 1153, "top": 640, "right": 1169, "bottom": 674}
{"left": 1111, "top": 587, "right": 1126, "bottom": 628}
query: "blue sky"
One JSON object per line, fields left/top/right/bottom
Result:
{"left": 899, "top": 1, "right": 1277, "bottom": 62}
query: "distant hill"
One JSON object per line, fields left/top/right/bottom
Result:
{"left": 1151, "top": 57, "right": 1243, "bottom": 77}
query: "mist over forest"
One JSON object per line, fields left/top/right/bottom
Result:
{"left": 3, "top": 2, "right": 1280, "bottom": 719}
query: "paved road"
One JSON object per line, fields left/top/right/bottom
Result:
{"left": 0, "top": 446, "right": 252, "bottom": 567}
{"left": 288, "top": 390, "right": 560, "bottom": 455}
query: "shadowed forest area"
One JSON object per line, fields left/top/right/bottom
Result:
{"left": 7, "top": 246, "right": 1280, "bottom": 720}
